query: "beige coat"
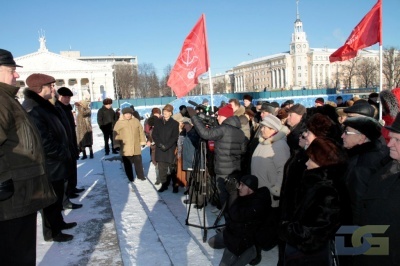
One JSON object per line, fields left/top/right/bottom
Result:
{"left": 76, "top": 100, "right": 93, "bottom": 147}
{"left": 113, "top": 117, "right": 146, "bottom": 156}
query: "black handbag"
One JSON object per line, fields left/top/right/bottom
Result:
{"left": 0, "top": 179, "right": 14, "bottom": 201}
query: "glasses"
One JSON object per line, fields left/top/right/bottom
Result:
{"left": 344, "top": 129, "right": 361, "bottom": 135}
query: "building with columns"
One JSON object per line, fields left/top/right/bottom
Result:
{"left": 15, "top": 35, "right": 137, "bottom": 102}
{"left": 229, "top": 1, "right": 380, "bottom": 92}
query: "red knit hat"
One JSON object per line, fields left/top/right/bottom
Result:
{"left": 218, "top": 104, "right": 234, "bottom": 118}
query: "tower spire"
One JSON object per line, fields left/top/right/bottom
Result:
{"left": 296, "top": 0, "right": 300, "bottom": 20}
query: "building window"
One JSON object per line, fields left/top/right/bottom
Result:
{"left": 298, "top": 73, "right": 301, "bottom": 77}
{"left": 298, "top": 66, "right": 301, "bottom": 70}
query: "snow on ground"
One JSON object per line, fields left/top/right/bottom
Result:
{"left": 36, "top": 123, "right": 278, "bottom": 265}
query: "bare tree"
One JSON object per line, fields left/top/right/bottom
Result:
{"left": 340, "top": 57, "right": 359, "bottom": 89}
{"left": 214, "top": 81, "right": 226, "bottom": 94}
{"left": 136, "top": 63, "right": 160, "bottom": 98}
{"left": 356, "top": 58, "right": 378, "bottom": 88}
{"left": 114, "top": 64, "right": 135, "bottom": 99}
{"left": 160, "top": 64, "right": 172, "bottom": 97}
{"left": 383, "top": 47, "right": 400, "bottom": 89}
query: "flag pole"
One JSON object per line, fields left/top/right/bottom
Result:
{"left": 202, "top": 14, "right": 214, "bottom": 112}
{"left": 379, "top": 0, "right": 383, "bottom": 121}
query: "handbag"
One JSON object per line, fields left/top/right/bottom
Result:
{"left": 0, "top": 179, "right": 14, "bottom": 201}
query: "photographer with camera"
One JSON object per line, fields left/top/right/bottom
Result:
{"left": 188, "top": 103, "right": 246, "bottom": 211}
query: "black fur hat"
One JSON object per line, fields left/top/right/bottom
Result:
{"left": 343, "top": 116, "right": 382, "bottom": 141}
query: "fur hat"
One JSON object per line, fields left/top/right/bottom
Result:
{"left": 103, "top": 98, "right": 112, "bottom": 105}
{"left": 218, "top": 104, "right": 234, "bottom": 118}
{"left": 380, "top": 89, "right": 400, "bottom": 119}
{"left": 26, "top": 73, "right": 55, "bottom": 90}
{"left": 240, "top": 175, "right": 258, "bottom": 192}
{"left": 243, "top": 94, "right": 253, "bottom": 102}
{"left": 151, "top": 107, "right": 161, "bottom": 115}
{"left": 306, "top": 137, "right": 346, "bottom": 167}
{"left": 306, "top": 113, "right": 333, "bottom": 137}
{"left": 122, "top": 107, "right": 134, "bottom": 115}
{"left": 163, "top": 104, "right": 174, "bottom": 113}
{"left": 288, "top": 104, "right": 306, "bottom": 116}
{"left": 0, "top": 49, "right": 22, "bottom": 67}
{"left": 385, "top": 112, "right": 400, "bottom": 133}
{"left": 57, "top": 87, "right": 73, "bottom": 96}
{"left": 344, "top": 101, "right": 375, "bottom": 117}
{"left": 343, "top": 116, "right": 382, "bottom": 141}
{"left": 260, "top": 115, "right": 282, "bottom": 131}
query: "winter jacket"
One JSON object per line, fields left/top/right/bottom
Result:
{"left": 113, "top": 117, "right": 146, "bottom": 156}
{"left": 251, "top": 128, "right": 290, "bottom": 207}
{"left": 223, "top": 187, "right": 271, "bottom": 256}
{"left": 356, "top": 159, "right": 400, "bottom": 266}
{"left": 344, "top": 140, "right": 389, "bottom": 225}
{"left": 97, "top": 105, "right": 116, "bottom": 128}
{"left": 152, "top": 117, "right": 179, "bottom": 164}
{"left": 76, "top": 101, "right": 93, "bottom": 147}
{"left": 280, "top": 164, "right": 350, "bottom": 255}
{"left": 182, "top": 128, "right": 200, "bottom": 170}
{"left": 0, "top": 83, "right": 55, "bottom": 221}
{"left": 56, "top": 100, "right": 79, "bottom": 158}
{"left": 22, "top": 89, "right": 71, "bottom": 182}
{"left": 191, "top": 115, "right": 246, "bottom": 177}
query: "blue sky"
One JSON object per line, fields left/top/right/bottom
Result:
{"left": 2, "top": 0, "right": 399, "bottom": 77}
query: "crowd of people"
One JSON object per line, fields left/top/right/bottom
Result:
{"left": 1, "top": 47, "right": 399, "bottom": 265}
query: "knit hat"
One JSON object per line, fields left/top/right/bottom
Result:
{"left": 315, "top": 97, "right": 325, "bottom": 105}
{"left": 240, "top": 175, "right": 258, "bottom": 192}
{"left": 163, "top": 104, "right": 174, "bottom": 113}
{"left": 26, "top": 73, "right": 55, "bottom": 90}
{"left": 306, "top": 137, "right": 346, "bottom": 167}
{"left": 288, "top": 104, "right": 306, "bottom": 116}
{"left": 122, "top": 107, "right": 134, "bottom": 115}
{"left": 343, "top": 116, "right": 382, "bottom": 141}
{"left": 0, "top": 49, "right": 22, "bottom": 67}
{"left": 218, "top": 104, "right": 234, "bottom": 118}
{"left": 260, "top": 115, "right": 282, "bottom": 131}
{"left": 57, "top": 87, "right": 73, "bottom": 96}
{"left": 306, "top": 113, "right": 333, "bottom": 137}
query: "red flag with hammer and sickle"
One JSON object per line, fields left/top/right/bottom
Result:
{"left": 168, "top": 14, "right": 210, "bottom": 98}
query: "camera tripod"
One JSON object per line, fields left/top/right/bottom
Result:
{"left": 185, "top": 140, "right": 226, "bottom": 242}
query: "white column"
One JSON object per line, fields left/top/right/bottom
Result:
{"left": 272, "top": 69, "right": 275, "bottom": 89}
{"left": 280, "top": 68, "right": 284, "bottom": 88}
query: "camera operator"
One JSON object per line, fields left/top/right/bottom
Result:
{"left": 188, "top": 104, "right": 246, "bottom": 210}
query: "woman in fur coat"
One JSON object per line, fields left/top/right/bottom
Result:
{"left": 76, "top": 100, "right": 93, "bottom": 159}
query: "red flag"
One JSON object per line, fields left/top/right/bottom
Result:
{"left": 329, "top": 0, "right": 382, "bottom": 63}
{"left": 167, "top": 14, "right": 210, "bottom": 98}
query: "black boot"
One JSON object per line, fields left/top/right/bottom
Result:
{"left": 158, "top": 183, "right": 168, "bottom": 193}
{"left": 89, "top": 147, "right": 94, "bottom": 159}
{"left": 81, "top": 150, "right": 87, "bottom": 160}
{"left": 249, "top": 245, "right": 262, "bottom": 265}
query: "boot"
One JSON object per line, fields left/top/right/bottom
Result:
{"left": 81, "top": 149, "right": 87, "bottom": 160}
{"left": 158, "top": 182, "right": 168, "bottom": 193}
{"left": 89, "top": 147, "right": 94, "bottom": 159}
{"left": 249, "top": 245, "right": 262, "bottom": 265}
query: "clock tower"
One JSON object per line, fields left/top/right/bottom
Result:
{"left": 290, "top": 0, "right": 309, "bottom": 88}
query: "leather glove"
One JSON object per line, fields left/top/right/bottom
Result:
{"left": 158, "top": 143, "right": 167, "bottom": 151}
{"left": 186, "top": 107, "right": 196, "bottom": 118}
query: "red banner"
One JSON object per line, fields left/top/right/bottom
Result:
{"left": 167, "top": 14, "right": 210, "bottom": 98}
{"left": 329, "top": 0, "right": 381, "bottom": 63}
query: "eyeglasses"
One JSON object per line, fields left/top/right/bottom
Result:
{"left": 344, "top": 130, "right": 361, "bottom": 135}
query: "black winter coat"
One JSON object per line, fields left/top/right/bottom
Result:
{"left": 56, "top": 101, "right": 79, "bottom": 158}
{"left": 356, "top": 159, "right": 400, "bottom": 266}
{"left": 344, "top": 140, "right": 389, "bottom": 225}
{"left": 192, "top": 115, "right": 246, "bottom": 177}
{"left": 223, "top": 187, "right": 270, "bottom": 256}
{"left": 22, "top": 89, "right": 71, "bottom": 182}
{"left": 97, "top": 106, "right": 116, "bottom": 128}
{"left": 280, "top": 164, "right": 350, "bottom": 254}
{"left": 152, "top": 117, "right": 179, "bottom": 164}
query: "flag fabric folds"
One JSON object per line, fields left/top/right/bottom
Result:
{"left": 167, "top": 14, "right": 209, "bottom": 98}
{"left": 329, "top": 0, "right": 382, "bottom": 63}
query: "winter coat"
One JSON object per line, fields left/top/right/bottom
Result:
{"left": 0, "top": 83, "right": 55, "bottom": 221}
{"left": 344, "top": 140, "right": 390, "bottom": 225}
{"left": 182, "top": 128, "right": 200, "bottom": 170}
{"left": 97, "top": 105, "right": 116, "bottom": 129}
{"left": 356, "top": 159, "right": 400, "bottom": 266}
{"left": 191, "top": 115, "right": 246, "bottom": 177}
{"left": 251, "top": 128, "right": 290, "bottom": 207}
{"left": 223, "top": 187, "right": 271, "bottom": 256}
{"left": 76, "top": 101, "right": 93, "bottom": 147}
{"left": 286, "top": 119, "right": 306, "bottom": 155}
{"left": 56, "top": 100, "right": 79, "bottom": 158}
{"left": 280, "top": 164, "right": 350, "bottom": 257}
{"left": 113, "top": 117, "right": 146, "bottom": 156}
{"left": 22, "top": 89, "right": 71, "bottom": 182}
{"left": 152, "top": 117, "right": 179, "bottom": 164}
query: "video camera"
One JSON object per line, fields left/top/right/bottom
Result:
{"left": 188, "top": 100, "right": 218, "bottom": 128}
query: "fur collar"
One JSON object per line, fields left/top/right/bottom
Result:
{"left": 259, "top": 126, "right": 289, "bottom": 145}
